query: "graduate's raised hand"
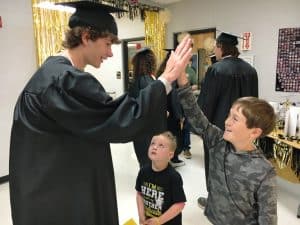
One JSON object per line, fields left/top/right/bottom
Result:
{"left": 161, "top": 35, "right": 192, "bottom": 83}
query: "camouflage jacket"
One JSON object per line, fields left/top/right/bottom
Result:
{"left": 178, "top": 86, "right": 277, "bottom": 225}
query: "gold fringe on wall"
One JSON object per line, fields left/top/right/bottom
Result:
{"left": 144, "top": 10, "right": 167, "bottom": 65}
{"left": 32, "top": 0, "right": 71, "bottom": 66}
{"left": 32, "top": 0, "right": 167, "bottom": 66}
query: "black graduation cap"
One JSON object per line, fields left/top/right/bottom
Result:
{"left": 56, "top": 1, "right": 126, "bottom": 36}
{"left": 216, "top": 32, "right": 243, "bottom": 46}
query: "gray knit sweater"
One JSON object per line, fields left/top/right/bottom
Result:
{"left": 178, "top": 86, "right": 277, "bottom": 225}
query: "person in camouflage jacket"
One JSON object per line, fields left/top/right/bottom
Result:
{"left": 176, "top": 77, "right": 277, "bottom": 225}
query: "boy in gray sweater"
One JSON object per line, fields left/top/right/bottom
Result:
{"left": 176, "top": 74, "right": 277, "bottom": 225}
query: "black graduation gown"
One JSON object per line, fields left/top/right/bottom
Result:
{"left": 128, "top": 75, "right": 156, "bottom": 167}
{"left": 128, "top": 74, "right": 155, "bottom": 98}
{"left": 197, "top": 56, "right": 258, "bottom": 131}
{"left": 9, "top": 56, "right": 167, "bottom": 225}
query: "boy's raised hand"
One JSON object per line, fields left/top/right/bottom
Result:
{"left": 161, "top": 35, "right": 192, "bottom": 83}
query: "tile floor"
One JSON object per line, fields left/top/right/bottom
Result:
{"left": 0, "top": 134, "right": 299, "bottom": 225}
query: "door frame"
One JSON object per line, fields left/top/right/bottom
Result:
{"left": 121, "top": 36, "right": 145, "bottom": 92}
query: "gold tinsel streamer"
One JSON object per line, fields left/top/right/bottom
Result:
{"left": 144, "top": 10, "right": 166, "bottom": 65}
{"left": 32, "top": 0, "right": 166, "bottom": 66}
{"left": 31, "top": 0, "right": 71, "bottom": 66}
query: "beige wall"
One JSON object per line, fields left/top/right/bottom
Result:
{"left": 166, "top": 0, "right": 300, "bottom": 102}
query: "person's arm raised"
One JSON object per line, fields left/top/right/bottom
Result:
{"left": 158, "top": 35, "right": 192, "bottom": 92}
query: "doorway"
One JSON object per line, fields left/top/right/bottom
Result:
{"left": 173, "top": 28, "right": 216, "bottom": 88}
{"left": 122, "top": 37, "right": 145, "bottom": 92}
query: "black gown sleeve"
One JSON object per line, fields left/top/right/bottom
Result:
{"left": 197, "top": 66, "right": 221, "bottom": 122}
{"left": 128, "top": 75, "right": 154, "bottom": 98}
{"left": 41, "top": 71, "right": 167, "bottom": 143}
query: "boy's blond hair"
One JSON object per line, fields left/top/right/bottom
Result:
{"left": 159, "top": 131, "right": 177, "bottom": 152}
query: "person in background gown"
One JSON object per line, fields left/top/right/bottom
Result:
{"left": 8, "top": 1, "right": 193, "bottom": 225}
{"left": 128, "top": 47, "right": 158, "bottom": 167}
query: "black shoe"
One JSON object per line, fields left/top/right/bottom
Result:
{"left": 197, "top": 197, "right": 207, "bottom": 209}
{"left": 170, "top": 158, "right": 185, "bottom": 168}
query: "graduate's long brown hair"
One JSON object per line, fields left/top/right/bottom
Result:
{"left": 216, "top": 42, "right": 240, "bottom": 58}
{"left": 131, "top": 48, "right": 157, "bottom": 78}
{"left": 156, "top": 51, "right": 171, "bottom": 78}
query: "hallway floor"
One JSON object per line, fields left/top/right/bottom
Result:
{"left": 0, "top": 134, "right": 299, "bottom": 225}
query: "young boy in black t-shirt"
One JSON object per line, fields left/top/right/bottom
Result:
{"left": 135, "top": 131, "right": 186, "bottom": 225}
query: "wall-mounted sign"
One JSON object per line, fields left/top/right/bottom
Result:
{"left": 241, "top": 32, "right": 252, "bottom": 51}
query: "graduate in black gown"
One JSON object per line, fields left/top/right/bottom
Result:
{"left": 8, "top": 1, "right": 192, "bottom": 225}
{"left": 128, "top": 47, "right": 158, "bottom": 167}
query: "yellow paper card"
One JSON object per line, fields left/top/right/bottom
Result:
{"left": 123, "top": 218, "right": 137, "bottom": 225}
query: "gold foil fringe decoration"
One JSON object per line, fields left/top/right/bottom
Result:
{"left": 144, "top": 10, "right": 167, "bottom": 65}
{"left": 103, "top": 0, "right": 161, "bottom": 20}
{"left": 32, "top": 0, "right": 70, "bottom": 66}
{"left": 32, "top": 0, "right": 166, "bottom": 67}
